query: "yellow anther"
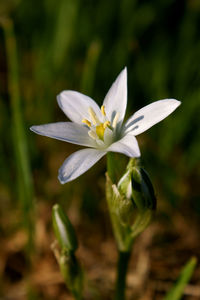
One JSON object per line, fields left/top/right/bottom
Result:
{"left": 88, "top": 107, "right": 100, "bottom": 125}
{"left": 112, "top": 112, "right": 119, "bottom": 128}
{"left": 82, "top": 119, "right": 91, "bottom": 127}
{"left": 101, "top": 105, "right": 106, "bottom": 116}
{"left": 103, "top": 121, "right": 110, "bottom": 129}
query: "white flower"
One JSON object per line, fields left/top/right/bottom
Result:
{"left": 31, "top": 68, "right": 181, "bottom": 184}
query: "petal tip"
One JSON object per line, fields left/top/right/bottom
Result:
{"left": 121, "top": 66, "right": 127, "bottom": 77}
{"left": 58, "top": 176, "right": 66, "bottom": 185}
{"left": 58, "top": 171, "right": 67, "bottom": 184}
{"left": 175, "top": 99, "right": 181, "bottom": 106}
{"left": 56, "top": 90, "right": 69, "bottom": 104}
{"left": 29, "top": 125, "right": 45, "bottom": 135}
{"left": 173, "top": 98, "right": 181, "bottom": 102}
{"left": 168, "top": 98, "right": 181, "bottom": 106}
{"left": 56, "top": 93, "right": 62, "bottom": 106}
{"left": 168, "top": 98, "right": 182, "bottom": 110}
{"left": 30, "top": 125, "right": 37, "bottom": 133}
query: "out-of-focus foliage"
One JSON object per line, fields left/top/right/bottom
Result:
{"left": 1, "top": 0, "right": 199, "bottom": 212}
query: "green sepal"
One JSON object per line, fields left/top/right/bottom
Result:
{"left": 52, "top": 204, "right": 78, "bottom": 253}
{"left": 117, "top": 158, "right": 156, "bottom": 213}
{"left": 131, "top": 166, "right": 157, "bottom": 212}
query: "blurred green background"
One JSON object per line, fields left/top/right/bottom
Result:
{"left": 0, "top": 0, "right": 200, "bottom": 299}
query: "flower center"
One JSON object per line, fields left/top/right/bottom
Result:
{"left": 82, "top": 106, "right": 119, "bottom": 142}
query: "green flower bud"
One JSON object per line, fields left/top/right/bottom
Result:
{"left": 127, "top": 162, "right": 157, "bottom": 238}
{"left": 131, "top": 166, "right": 156, "bottom": 212}
{"left": 116, "top": 159, "right": 156, "bottom": 236}
{"left": 106, "top": 158, "right": 157, "bottom": 249}
{"left": 118, "top": 158, "right": 156, "bottom": 212}
{"left": 52, "top": 204, "right": 78, "bottom": 253}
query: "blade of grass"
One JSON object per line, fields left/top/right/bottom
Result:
{"left": 163, "top": 257, "right": 197, "bottom": 300}
{"left": 80, "top": 39, "right": 102, "bottom": 95}
{"left": 0, "top": 17, "right": 35, "bottom": 257}
{"left": 52, "top": 0, "right": 79, "bottom": 70}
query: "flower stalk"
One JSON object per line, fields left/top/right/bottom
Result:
{"left": 106, "top": 154, "right": 156, "bottom": 299}
{"left": 115, "top": 251, "right": 131, "bottom": 300}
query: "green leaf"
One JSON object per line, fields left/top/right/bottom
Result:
{"left": 163, "top": 257, "right": 197, "bottom": 300}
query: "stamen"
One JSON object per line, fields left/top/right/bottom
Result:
{"left": 88, "top": 107, "right": 100, "bottom": 125}
{"left": 101, "top": 105, "right": 106, "bottom": 116}
{"left": 103, "top": 121, "right": 110, "bottom": 129}
{"left": 112, "top": 112, "right": 119, "bottom": 128}
{"left": 88, "top": 130, "right": 98, "bottom": 140}
{"left": 82, "top": 119, "right": 91, "bottom": 127}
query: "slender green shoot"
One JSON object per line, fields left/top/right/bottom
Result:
{"left": 164, "top": 257, "right": 197, "bottom": 300}
{"left": 81, "top": 39, "right": 102, "bottom": 95}
{"left": 0, "top": 17, "right": 35, "bottom": 257}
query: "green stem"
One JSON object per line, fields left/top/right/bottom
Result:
{"left": 114, "top": 251, "right": 131, "bottom": 300}
{"left": 107, "top": 152, "right": 119, "bottom": 183}
{"left": 106, "top": 153, "right": 132, "bottom": 299}
{"left": 59, "top": 252, "right": 83, "bottom": 300}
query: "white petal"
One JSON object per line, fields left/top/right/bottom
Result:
{"left": 107, "top": 134, "right": 140, "bottom": 157}
{"left": 30, "top": 122, "right": 95, "bottom": 147}
{"left": 124, "top": 99, "right": 181, "bottom": 136}
{"left": 58, "top": 148, "right": 106, "bottom": 183}
{"left": 103, "top": 67, "right": 127, "bottom": 126}
{"left": 57, "top": 90, "right": 102, "bottom": 124}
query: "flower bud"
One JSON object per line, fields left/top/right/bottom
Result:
{"left": 52, "top": 204, "right": 78, "bottom": 253}
{"left": 117, "top": 159, "right": 156, "bottom": 236}
{"left": 117, "top": 158, "right": 156, "bottom": 211}
{"left": 106, "top": 158, "right": 157, "bottom": 249}
{"left": 131, "top": 166, "right": 156, "bottom": 212}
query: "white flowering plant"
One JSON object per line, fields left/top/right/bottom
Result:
{"left": 30, "top": 68, "right": 190, "bottom": 300}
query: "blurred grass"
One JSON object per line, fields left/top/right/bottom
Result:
{"left": 164, "top": 257, "right": 197, "bottom": 300}
{"left": 0, "top": 17, "right": 35, "bottom": 256}
{"left": 0, "top": 0, "right": 199, "bottom": 213}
